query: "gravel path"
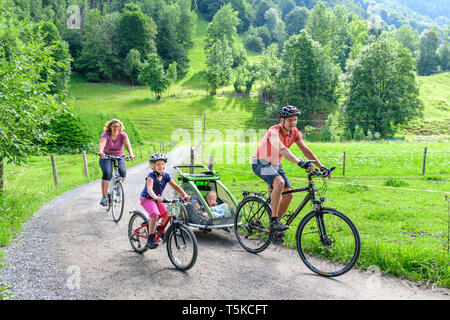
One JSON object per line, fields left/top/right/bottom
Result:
{"left": 1, "top": 147, "right": 449, "bottom": 300}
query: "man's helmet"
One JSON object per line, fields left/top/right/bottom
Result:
{"left": 149, "top": 153, "right": 167, "bottom": 164}
{"left": 279, "top": 105, "right": 300, "bottom": 118}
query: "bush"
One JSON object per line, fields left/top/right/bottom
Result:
{"left": 44, "top": 111, "right": 91, "bottom": 154}
{"left": 354, "top": 125, "right": 365, "bottom": 141}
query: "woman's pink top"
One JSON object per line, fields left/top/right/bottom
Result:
{"left": 101, "top": 131, "right": 128, "bottom": 156}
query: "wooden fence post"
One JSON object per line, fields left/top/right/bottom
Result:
{"left": 153, "top": 144, "right": 157, "bottom": 154}
{"left": 208, "top": 155, "right": 214, "bottom": 171}
{"left": 422, "top": 147, "right": 427, "bottom": 175}
{"left": 190, "top": 147, "right": 194, "bottom": 174}
{"left": 343, "top": 151, "right": 346, "bottom": 176}
{"left": 138, "top": 144, "right": 143, "bottom": 159}
{"left": 82, "top": 151, "right": 89, "bottom": 178}
{"left": 51, "top": 155, "right": 58, "bottom": 186}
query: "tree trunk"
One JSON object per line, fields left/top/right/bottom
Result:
{"left": 0, "top": 157, "right": 4, "bottom": 192}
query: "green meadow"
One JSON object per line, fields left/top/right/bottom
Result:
{"left": 208, "top": 141, "right": 449, "bottom": 286}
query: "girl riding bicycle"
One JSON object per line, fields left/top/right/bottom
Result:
{"left": 140, "top": 153, "right": 191, "bottom": 249}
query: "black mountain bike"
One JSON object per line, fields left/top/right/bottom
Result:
{"left": 104, "top": 155, "right": 131, "bottom": 222}
{"left": 234, "top": 162, "right": 361, "bottom": 277}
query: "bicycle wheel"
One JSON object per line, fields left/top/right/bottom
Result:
{"left": 128, "top": 211, "right": 149, "bottom": 254}
{"left": 166, "top": 223, "right": 198, "bottom": 271}
{"left": 234, "top": 196, "right": 272, "bottom": 253}
{"left": 111, "top": 180, "right": 124, "bottom": 222}
{"left": 296, "top": 208, "right": 361, "bottom": 277}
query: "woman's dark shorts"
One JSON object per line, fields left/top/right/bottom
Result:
{"left": 99, "top": 157, "right": 126, "bottom": 181}
{"left": 252, "top": 158, "right": 291, "bottom": 188}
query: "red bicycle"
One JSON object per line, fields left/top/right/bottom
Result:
{"left": 128, "top": 198, "right": 198, "bottom": 271}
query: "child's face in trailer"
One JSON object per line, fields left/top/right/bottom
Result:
{"left": 154, "top": 160, "right": 166, "bottom": 174}
{"left": 206, "top": 194, "right": 216, "bottom": 207}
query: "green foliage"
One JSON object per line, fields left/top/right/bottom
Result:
{"left": 0, "top": 14, "right": 65, "bottom": 166}
{"left": 276, "top": 30, "right": 340, "bottom": 126}
{"left": 384, "top": 178, "right": 409, "bottom": 187}
{"left": 75, "top": 9, "right": 117, "bottom": 82}
{"left": 139, "top": 53, "right": 172, "bottom": 100}
{"left": 417, "top": 28, "right": 440, "bottom": 75}
{"left": 123, "top": 49, "right": 144, "bottom": 85}
{"left": 44, "top": 111, "right": 91, "bottom": 154}
{"left": 205, "top": 3, "right": 240, "bottom": 49}
{"left": 353, "top": 125, "right": 365, "bottom": 141}
{"left": 205, "top": 38, "right": 234, "bottom": 95}
{"left": 343, "top": 37, "right": 424, "bottom": 138}
{"left": 285, "top": 6, "right": 309, "bottom": 37}
{"left": 32, "top": 20, "right": 71, "bottom": 94}
{"left": 118, "top": 3, "right": 156, "bottom": 59}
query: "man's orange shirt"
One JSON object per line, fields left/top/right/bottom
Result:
{"left": 253, "top": 124, "right": 302, "bottom": 164}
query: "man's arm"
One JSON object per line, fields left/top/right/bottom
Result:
{"left": 295, "top": 139, "right": 323, "bottom": 168}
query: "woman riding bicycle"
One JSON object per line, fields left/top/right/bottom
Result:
{"left": 98, "top": 119, "right": 135, "bottom": 206}
{"left": 252, "top": 105, "right": 331, "bottom": 233}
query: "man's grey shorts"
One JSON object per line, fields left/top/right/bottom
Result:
{"left": 252, "top": 158, "right": 291, "bottom": 188}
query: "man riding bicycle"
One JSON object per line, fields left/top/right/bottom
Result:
{"left": 252, "top": 105, "right": 331, "bottom": 233}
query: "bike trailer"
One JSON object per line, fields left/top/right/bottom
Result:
{"left": 173, "top": 165, "right": 238, "bottom": 230}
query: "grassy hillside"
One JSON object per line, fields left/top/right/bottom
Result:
{"left": 68, "top": 14, "right": 269, "bottom": 144}
{"left": 404, "top": 72, "right": 450, "bottom": 136}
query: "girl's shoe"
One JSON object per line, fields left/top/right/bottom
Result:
{"left": 146, "top": 234, "right": 158, "bottom": 249}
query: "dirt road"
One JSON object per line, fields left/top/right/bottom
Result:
{"left": 1, "top": 147, "right": 448, "bottom": 300}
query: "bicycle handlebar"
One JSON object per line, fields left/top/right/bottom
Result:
{"left": 103, "top": 155, "right": 133, "bottom": 161}
{"left": 309, "top": 166, "right": 336, "bottom": 178}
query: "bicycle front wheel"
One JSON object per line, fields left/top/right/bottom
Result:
{"left": 296, "top": 208, "right": 361, "bottom": 277}
{"left": 234, "top": 196, "right": 272, "bottom": 253}
{"left": 111, "top": 180, "right": 124, "bottom": 222}
{"left": 166, "top": 223, "right": 198, "bottom": 271}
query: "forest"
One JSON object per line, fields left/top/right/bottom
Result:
{"left": 0, "top": 0, "right": 449, "bottom": 167}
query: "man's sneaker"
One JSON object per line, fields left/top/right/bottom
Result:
{"left": 146, "top": 234, "right": 159, "bottom": 249}
{"left": 100, "top": 196, "right": 108, "bottom": 206}
{"left": 270, "top": 218, "right": 289, "bottom": 232}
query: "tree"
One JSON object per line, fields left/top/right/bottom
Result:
{"left": 205, "top": 3, "right": 240, "bottom": 49}
{"left": 124, "top": 49, "right": 144, "bottom": 85}
{"left": 392, "top": 25, "right": 419, "bottom": 57}
{"left": 139, "top": 53, "right": 173, "bottom": 100}
{"left": 438, "top": 26, "right": 450, "bottom": 72}
{"left": 276, "top": 30, "right": 339, "bottom": 125}
{"left": 76, "top": 9, "right": 115, "bottom": 81}
{"left": 417, "top": 28, "right": 440, "bottom": 75}
{"left": 118, "top": 3, "right": 156, "bottom": 59}
{"left": 285, "top": 6, "right": 309, "bottom": 36}
{"left": 0, "top": 15, "right": 65, "bottom": 189}
{"left": 33, "top": 20, "right": 71, "bottom": 94}
{"left": 342, "top": 38, "right": 424, "bottom": 138}
{"left": 204, "top": 38, "right": 233, "bottom": 95}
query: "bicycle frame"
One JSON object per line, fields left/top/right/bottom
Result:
{"left": 245, "top": 172, "right": 332, "bottom": 245}
{"left": 132, "top": 212, "right": 187, "bottom": 248}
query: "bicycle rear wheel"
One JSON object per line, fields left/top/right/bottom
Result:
{"left": 128, "top": 211, "right": 148, "bottom": 254}
{"left": 111, "top": 180, "right": 124, "bottom": 222}
{"left": 234, "top": 196, "right": 272, "bottom": 253}
{"left": 166, "top": 223, "right": 198, "bottom": 271}
{"left": 296, "top": 208, "right": 361, "bottom": 277}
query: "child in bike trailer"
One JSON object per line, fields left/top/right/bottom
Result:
{"left": 140, "top": 153, "right": 191, "bottom": 249}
